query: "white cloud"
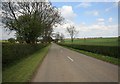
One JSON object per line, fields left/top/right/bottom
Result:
{"left": 105, "top": 7, "right": 114, "bottom": 12}
{"left": 97, "top": 18, "right": 105, "bottom": 22}
{"left": 0, "top": 28, "right": 16, "bottom": 40}
{"left": 93, "top": 11, "right": 99, "bottom": 16}
{"left": 97, "top": 18, "right": 105, "bottom": 25}
{"left": 108, "top": 17, "right": 113, "bottom": 22}
{"left": 76, "top": 24, "right": 118, "bottom": 38}
{"left": 81, "top": 22, "right": 86, "bottom": 25}
{"left": 76, "top": 2, "right": 91, "bottom": 8}
{"left": 59, "top": 6, "right": 77, "bottom": 21}
{"left": 86, "top": 10, "right": 99, "bottom": 16}
{"left": 53, "top": 20, "right": 76, "bottom": 37}
{"left": 105, "top": 2, "right": 118, "bottom": 12}
{"left": 53, "top": 20, "right": 118, "bottom": 38}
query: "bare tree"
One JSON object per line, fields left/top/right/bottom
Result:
{"left": 66, "top": 25, "right": 78, "bottom": 43}
{"left": 54, "top": 32, "right": 60, "bottom": 43}
{"left": 60, "top": 33, "right": 64, "bottom": 43}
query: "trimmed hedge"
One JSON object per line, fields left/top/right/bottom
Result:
{"left": 59, "top": 43, "right": 119, "bottom": 58}
{"left": 2, "top": 43, "right": 49, "bottom": 69}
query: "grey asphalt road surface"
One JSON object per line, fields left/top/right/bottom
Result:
{"left": 31, "top": 43, "right": 118, "bottom": 82}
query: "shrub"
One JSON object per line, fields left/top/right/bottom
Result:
{"left": 8, "top": 38, "right": 16, "bottom": 43}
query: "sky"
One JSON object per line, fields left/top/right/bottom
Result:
{"left": 0, "top": 1, "right": 119, "bottom": 40}
{"left": 52, "top": 2, "right": 118, "bottom": 38}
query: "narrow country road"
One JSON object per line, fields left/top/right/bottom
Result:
{"left": 31, "top": 43, "right": 118, "bottom": 82}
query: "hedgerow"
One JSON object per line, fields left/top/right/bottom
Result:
{"left": 58, "top": 43, "right": 119, "bottom": 58}
{"left": 2, "top": 43, "right": 49, "bottom": 69}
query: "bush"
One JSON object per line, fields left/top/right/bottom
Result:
{"left": 2, "top": 43, "right": 49, "bottom": 69}
{"left": 59, "top": 43, "right": 119, "bottom": 58}
{"left": 8, "top": 38, "right": 16, "bottom": 43}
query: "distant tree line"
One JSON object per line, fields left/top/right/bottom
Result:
{"left": 2, "top": 1, "right": 64, "bottom": 44}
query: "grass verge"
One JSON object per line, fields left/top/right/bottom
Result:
{"left": 2, "top": 45, "right": 50, "bottom": 82}
{"left": 62, "top": 46, "right": 119, "bottom": 65}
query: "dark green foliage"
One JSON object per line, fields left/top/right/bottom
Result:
{"left": 2, "top": 2, "right": 64, "bottom": 44}
{"left": 59, "top": 43, "right": 119, "bottom": 58}
{"left": 2, "top": 43, "right": 49, "bottom": 69}
{"left": 118, "top": 37, "right": 120, "bottom": 45}
{"left": 8, "top": 38, "right": 16, "bottom": 43}
{"left": 15, "top": 14, "right": 43, "bottom": 44}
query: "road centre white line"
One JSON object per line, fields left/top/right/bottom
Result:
{"left": 67, "top": 56, "right": 74, "bottom": 62}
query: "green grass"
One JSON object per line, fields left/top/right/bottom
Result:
{"left": 65, "top": 37, "right": 119, "bottom": 46}
{"left": 0, "top": 40, "right": 8, "bottom": 43}
{"left": 59, "top": 37, "right": 119, "bottom": 65}
{"left": 2, "top": 43, "right": 48, "bottom": 69}
{"left": 2, "top": 45, "right": 50, "bottom": 82}
{"left": 63, "top": 46, "right": 119, "bottom": 65}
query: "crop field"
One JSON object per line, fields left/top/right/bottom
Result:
{"left": 64, "top": 37, "right": 119, "bottom": 46}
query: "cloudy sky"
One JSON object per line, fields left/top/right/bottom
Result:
{"left": 0, "top": 1, "right": 119, "bottom": 40}
{"left": 52, "top": 2, "right": 118, "bottom": 38}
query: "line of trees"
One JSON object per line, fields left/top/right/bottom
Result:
{"left": 2, "top": 1, "right": 64, "bottom": 44}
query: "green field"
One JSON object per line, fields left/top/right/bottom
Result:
{"left": 59, "top": 37, "right": 119, "bottom": 65}
{"left": 64, "top": 37, "right": 119, "bottom": 46}
{"left": 0, "top": 40, "right": 8, "bottom": 43}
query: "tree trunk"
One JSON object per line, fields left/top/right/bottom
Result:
{"left": 72, "top": 38, "right": 73, "bottom": 43}
{"left": 26, "top": 40, "right": 30, "bottom": 44}
{"left": 71, "top": 36, "right": 73, "bottom": 43}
